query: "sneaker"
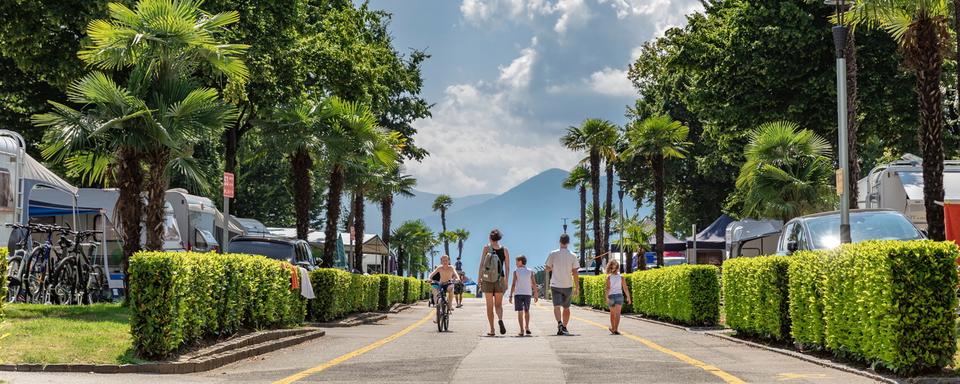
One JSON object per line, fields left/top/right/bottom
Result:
{"left": 557, "top": 324, "right": 564, "bottom": 336}
{"left": 560, "top": 325, "right": 570, "bottom": 336}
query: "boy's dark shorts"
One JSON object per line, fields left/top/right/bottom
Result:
{"left": 514, "top": 294, "right": 532, "bottom": 311}
{"left": 454, "top": 282, "right": 464, "bottom": 294}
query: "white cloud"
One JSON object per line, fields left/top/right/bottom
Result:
{"left": 498, "top": 37, "right": 538, "bottom": 89}
{"left": 460, "top": 0, "right": 493, "bottom": 23}
{"left": 459, "top": 0, "right": 591, "bottom": 35}
{"left": 546, "top": 66, "right": 634, "bottom": 98}
{"left": 553, "top": 0, "right": 591, "bottom": 34}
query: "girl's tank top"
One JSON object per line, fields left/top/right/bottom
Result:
{"left": 609, "top": 274, "right": 623, "bottom": 295}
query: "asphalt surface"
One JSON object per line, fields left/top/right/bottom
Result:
{"left": 0, "top": 298, "right": 881, "bottom": 383}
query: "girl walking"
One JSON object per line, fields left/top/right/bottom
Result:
{"left": 606, "top": 260, "right": 631, "bottom": 335}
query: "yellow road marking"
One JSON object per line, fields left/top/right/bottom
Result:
{"left": 272, "top": 310, "right": 434, "bottom": 384}
{"left": 535, "top": 302, "right": 746, "bottom": 384}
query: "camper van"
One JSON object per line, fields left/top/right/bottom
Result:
{"left": 857, "top": 155, "right": 960, "bottom": 230}
{"left": 165, "top": 188, "right": 244, "bottom": 252}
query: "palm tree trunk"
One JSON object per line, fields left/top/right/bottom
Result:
{"left": 144, "top": 150, "right": 168, "bottom": 251}
{"left": 115, "top": 149, "right": 143, "bottom": 294}
{"left": 397, "top": 247, "right": 404, "bottom": 276}
{"left": 590, "top": 150, "right": 602, "bottom": 274}
{"left": 603, "top": 163, "right": 613, "bottom": 266}
{"left": 653, "top": 155, "right": 665, "bottom": 268}
{"left": 381, "top": 195, "right": 392, "bottom": 248}
{"left": 224, "top": 105, "right": 247, "bottom": 212}
{"left": 353, "top": 190, "right": 365, "bottom": 273}
{"left": 457, "top": 240, "right": 464, "bottom": 260}
{"left": 290, "top": 148, "right": 313, "bottom": 241}
{"left": 914, "top": 18, "right": 947, "bottom": 241}
{"left": 323, "top": 164, "right": 344, "bottom": 267}
{"left": 579, "top": 184, "right": 586, "bottom": 268}
{"left": 846, "top": 31, "right": 860, "bottom": 209}
{"left": 441, "top": 210, "right": 449, "bottom": 255}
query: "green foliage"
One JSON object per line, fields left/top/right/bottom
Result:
{"left": 581, "top": 275, "right": 607, "bottom": 310}
{"left": 308, "top": 268, "right": 353, "bottom": 322}
{"left": 787, "top": 251, "right": 827, "bottom": 347}
{"left": 820, "top": 241, "right": 958, "bottom": 374}
{"left": 722, "top": 256, "right": 791, "bottom": 340}
{"left": 377, "top": 274, "right": 405, "bottom": 310}
{"left": 571, "top": 276, "right": 586, "bottom": 306}
{"left": 391, "top": 220, "right": 435, "bottom": 276}
{"left": 403, "top": 277, "right": 422, "bottom": 304}
{"left": 631, "top": 265, "right": 720, "bottom": 326}
{"left": 128, "top": 252, "right": 305, "bottom": 358}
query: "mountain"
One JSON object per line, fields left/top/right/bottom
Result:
{"left": 362, "top": 189, "right": 495, "bottom": 236}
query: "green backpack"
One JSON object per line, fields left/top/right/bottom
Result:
{"left": 481, "top": 245, "right": 502, "bottom": 283}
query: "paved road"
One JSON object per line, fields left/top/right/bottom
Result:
{"left": 1, "top": 298, "right": 880, "bottom": 383}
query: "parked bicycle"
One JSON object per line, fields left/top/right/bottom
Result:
{"left": 5, "top": 223, "right": 33, "bottom": 303}
{"left": 22, "top": 224, "right": 69, "bottom": 304}
{"left": 51, "top": 229, "right": 107, "bottom": 304}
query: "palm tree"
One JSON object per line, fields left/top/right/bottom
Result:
{"left": 452, "top": 228, "right": 470, "bottom": 261}
{"left": 432, "top": 194, "right": 454, "bottom": 255}
{"left": 346, "top": 161, "right": 396, "bottom": 273}
{"left": 391, "top": 220, "right": 435, "bottom": 277}
{"left": 736, "top": 121, "right": 835, "bottom": 223}
{"left": 561, "top": 118, "right": 619, "bottom": 266}
{"left": 622, "top": 115, "right": 690, "bottom": 267}
{"left": 372, "top": 169, "right": 416, "bottom": 251}
{"left": 562, "top": 166, "right": 590, "bottom": 267}
{"left": 75, "top": 0, "right": 248, "bottom": 250}
{"left": 846, "top": 0, "right": 950, "bottom": 240}
{"left": 622, "top": 221, "right": 653, "bottom": 272}
{"left": 601, "top": 130, "right": 620, "bottom": 262}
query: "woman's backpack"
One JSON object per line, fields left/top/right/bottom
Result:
{"left": 480, "top": 245, "right": 502, "bottom": 283}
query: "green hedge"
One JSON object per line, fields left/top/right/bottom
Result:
{"left": 722, "top": 256, "right": 791, "bottom": 340}
{"left": 403, "top": 277, "right": 421, "bottom": 304}
{"left": 1, "top": 247, "right": 7, "bottom": 323}
{"left": 308, "top": 269, "right": 352, "bottom": 321}
{"left": 787, "top": 251, "right": 827, "bottom": 347}
{"left": 581, "top": 275, "right": 607, "bottom": 310}
{"left": 129, "top": 252, "right": 305, "bottom": 358}
{"left": 819, "top": 241, "right": 958, "bottom": 374}
{"left": 621, "top": 273, "right": 634, "bottom": 314}
{"left": 378, "top": 275, "right": 405, "bottom": 310}
{"left": 421, "top": 280, "right": 431, "bottom": 300}
{"left": 571, "top": 276, "right": 585, "bottom": 305}
{"left": 632, "top": 265, "right": 720, "bottom": 326}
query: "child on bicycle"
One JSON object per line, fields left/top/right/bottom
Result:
{"left": 606, "top": 260, "right": 632, "bottom": 335}
{"left": 509, "top": 255, "right": 538, "bottom": 336}
{"left": 429, "top": 255, "right": 460, "bottom": 316}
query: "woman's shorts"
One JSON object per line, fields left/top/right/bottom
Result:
{"left": 608, "top": 293, "right": 625, "bottom": 306}
{"left": 480, "top": 278, "right": 506, "bottom": 293}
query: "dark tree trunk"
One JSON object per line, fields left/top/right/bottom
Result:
{"left": 579, "top": 184, "right": 586, "bottom": 268}
{"left": 323, "top": 164, "right": 345, "bottom": 267}
{"left": 115, "top": 149, "right": 143, "bottom": 295}
{"left": 590, "top": 150, "right": 602, "bottom": 274}
{"left": 397, "top": 247, "right": 404, "bottom": 276}
{"left": 457, "top": 240, "right": 464, "bottom": 260}
{"left": 914, "top": 18, "right": 947, "bottom": 241}
{"left": 846, "top": 31, "right": 860, "bottom": 209}
{"left": 353, "top": 190, "right": 365, "bottom": 273}
{"left": 290, "top": 148, "right": 313, "bottom": 241}
{"left": 603, "top": 163, "right": 613, "bottom": 267}
{"left": 224, "top": 106, "right": 247, "bottom": 214}
{"left": 653, "top": 155, "right": 665, "bottom": 267}
{"left": 441, "top": 209, "right": 449, "bottom": 255}
{"left": 144, "top": 150, "right": 168, "bottom": 251}
{"left": 381, "top": 195, "right": 392, "bottom": 248}
{"left": 956, "top": 0, "right": 960, "bottom": 117}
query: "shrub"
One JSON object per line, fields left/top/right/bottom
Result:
{"left": 787, "top": 251, "right": 827, "bottom": 347}
{"left": 632, "top": 265, "right": 720, "bottom": 326}
{"left": 571, "top": 275, "right": 585, "bottom": 305}
{"left": 308, "top": 268, "right": 352, "bottom": 322}
{"left": 129, "top": 252, "right": 305, "bottom": 358}
{"left": 403, "top": 277, "right": 421, "bottom": 304}
{"left": 421, "top": 280, "right": 431, "bottom": 300}
{"left": 722, "top": 256, "right": 790, "bottom": 339}
{"left": 361, "top": 275, "right": 380, "bottom": 312}
{"left": 621, "top": 273, "right": 634, "bottom": 314}
{"left": 581, "top": 275, "right": 607, "bottom": 310}
{"left": 1, "top": 247, "right": 7, "bottom": 323}
{"left": 378, "top": 274, "right": 405, "bottom": 310}
{"left": 820, "top": 241, "right": 958, "bottom": 374}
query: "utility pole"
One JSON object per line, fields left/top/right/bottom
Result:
{"left": 828, "top": 0, "right": 852, "bottom": 244}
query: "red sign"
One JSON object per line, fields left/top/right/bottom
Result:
{"left": 223, "top": 172, "right": 234, "bottom": 198}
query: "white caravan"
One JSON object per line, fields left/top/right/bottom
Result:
{"left": 857, "top": 154, "right": 960, "bottom": 230}
{"left": 165, "top": 188, "right": 245, "bottom": 251}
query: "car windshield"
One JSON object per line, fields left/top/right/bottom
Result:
{"left": 805, "top": 211, "right": 923, "bottom": 249}
{"left": 230, "top": 240, "right": 293, "bottom": 261}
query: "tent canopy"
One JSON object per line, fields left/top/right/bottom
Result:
{"left": 23, "top": 153, "right": 77, "bottom": 196}
{"left": 611, "top": 232, "right": 686, "bottom": 253}
{"left": 687, "top": 214, "right": 734, "bottom": 250}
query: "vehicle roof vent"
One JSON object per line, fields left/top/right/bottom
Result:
{"left": 901, "top": 153, "right": 922, "bottom": 165}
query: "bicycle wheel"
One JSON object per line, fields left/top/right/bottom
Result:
{"left": 24, "top": 252, "right": 47, "bottom": 304}
{"left": 52, "top": 258, "right": 79, "bottom": 305}
{"left": 6, "top": 254, "right": 23, "bottom": 303}
{"left": 442, "top": 311, "right": 449, "bottom": 332}
{"left": 85, "top": 265, "right": 109, "bottom": 304}
{"left": 436, "top": 303, "right": 444, "bottom": 332}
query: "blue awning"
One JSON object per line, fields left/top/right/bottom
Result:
{"left": 28, "top": 200, "right": 100, "bottom": 217}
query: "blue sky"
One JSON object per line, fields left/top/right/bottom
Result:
{"left": 368, "top": 0, "right": 703, "bottom": 196}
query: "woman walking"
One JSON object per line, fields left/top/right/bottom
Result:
{"left": 478, "top": 229, "right": 510, "bottom": 336}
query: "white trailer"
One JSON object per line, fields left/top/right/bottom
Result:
{"left": 857, "top": 154, "right": 960, "bottom": 230}
{"left": 165, "top": 188, "right": 245, "bottom": 251}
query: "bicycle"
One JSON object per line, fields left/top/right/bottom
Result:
{"left": 4, "top": 223, "right": 33, "bottom": 303}
{"left": 51, "top": 229, "right": 107, "bottom": 305}
{"left": 23, "top": 224, "right": 69, "bottom": 304}
{"left": 434, "top": 279, "right": 457, "bottom": 332}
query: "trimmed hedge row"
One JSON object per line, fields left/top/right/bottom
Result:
{"left": 787, "top": 251, "right": 826, "bottom": 347}
{"left": 421, "top": 280, "right": 431, "bottom": 300}
{"left": 403, "top": 277, "right": 421, "bottom": 304}
{"left": 581, "top": 275, "right": 607, "bottom": 310}
{"left": 1, "top": 247, "right": 7, "bottom": 323}
{"left": 129, "top": 252, "right": 306, "bottom": 358}
{"left": 378, "top": 274, "right": 405, "bottom": 310}
{"left": 632, "top": 265, "right": 720, "bottom": 326}
{"left": 309, "top": 268, "right": 352, "bottom": 321}
{"left": 722, "top": 256, "right": 791, "bottom": 340}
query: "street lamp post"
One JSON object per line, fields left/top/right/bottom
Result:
{"left": 827, "top": 0, "right": 852, "bottom": 244}
{"left": 618, "top": 181, "right": 625, "bottom": 273}
{"left": 562, "top": 218, "right": 569, "bottom": 234}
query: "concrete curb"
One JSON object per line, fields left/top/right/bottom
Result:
{"left": 0, "top": 328, "right": 325, "bottom": 374}
{"left": 309, "top": 312, "right": 388, "bottom": 328}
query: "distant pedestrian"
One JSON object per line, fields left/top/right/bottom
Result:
{"left": 509, "top": 255, "right": 538, "bottom": 336}
{"left": 479, "top": 229, "right": 510, "bottom": 336}
{"left": 454, "top": 273, "right": 466, "bottom": 308}
{"left": 605, "top": 260, "right": 632, "bottom": 335}
{"left": 545, "top": 234, "right": 579, "bottom": 336}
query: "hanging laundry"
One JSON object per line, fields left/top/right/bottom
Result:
{"left": 299, "top": 267, "right": 315, "bottom": 299}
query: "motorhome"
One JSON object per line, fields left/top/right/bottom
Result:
{"left": 165, "top": 188, "right": 244, "bottom": 252}
{"left": 857, "top": 155, "right": 960, "bottom": 230}
{"left": 725, "top": 219, "right": 782, "bottom": 259}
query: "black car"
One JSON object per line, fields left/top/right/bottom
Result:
{"left": 228, "top": 236, "right": 318, "bottom": 269}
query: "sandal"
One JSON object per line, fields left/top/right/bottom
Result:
{"left": 498, "top": 320, "right": 506, "bottom": 335}
{"left": 486, "top": 332, "right": 496, "bottom": 337}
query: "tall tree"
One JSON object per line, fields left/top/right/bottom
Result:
{"left": 372, "top": 170, "right": 416, "bottom": 251}
{"left": 601, "top": 130, "right": 621, "bottom": 264}
{"left": 561, "top": 119, "right": 618, "bottom": 270}
{"left": 622, "top": 116, "right": 690, "bottom": 267}
{"left": 736, "top": 121, "right": 836, "bottom": 222}
{"left": 562, "top": 166, "right": 590, "bottom": 267}
{"left": 432, "top": 194, "right": 454, "bottom": 255}
{"left": 846, "top": 0, "right": 951, "bottom": 240}
{"left": 391, "top": 220, "right": 434, "bottom": 277}
{"left": 452, "top": 228, "right": 470, "bottom": 261}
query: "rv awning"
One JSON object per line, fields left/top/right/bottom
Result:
{"left": 23, "top": 153, "right": 78, "bottom": 196}
{"left": 687, "top": 215, "right": 734, "bottom": 250}
{"left": 28, "top": 201, "right": 99, "bottom": 217}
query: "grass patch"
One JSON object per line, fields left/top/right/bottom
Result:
{"left": 0, "top": 303, "right": 142, "bottom": 365}
{"left": 463, "top": 292, "right": 476, "bottom": 299}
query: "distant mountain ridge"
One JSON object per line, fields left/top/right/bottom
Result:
{"left": 365, "top": 168, "right": 648, "bottom": 278}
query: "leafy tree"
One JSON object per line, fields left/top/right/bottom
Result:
{"left": 371, "top": 169, "right": 417, "bottom": 250}
{"left": 622, "top": 116, "right": 690, "bottom": 268}
{"left": 562, "top": 165, "right": 590, "bottom": 267}
{"left": 452, "top": 228, "right": 470, "bottom": 262}
{"left": 561, "top": 119, "right": 618, "bottom": 268}
{"left": 432, "top": 194, "right": 454, "bottom": 255}
{"left": 392, "top": 219, "right": 434, "bottom": 277}
{"left": 846, "top": 0, "right": 951, "bottom": 240}
{"left": 736, "top": 121, "right": 835, "bottom": 222}
{"left": 346, "top": 159, "right": 398, "bottom": 272}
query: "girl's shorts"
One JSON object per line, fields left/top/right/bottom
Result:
{"left": 608, "top": 293, "right": 624, "bottom": 306}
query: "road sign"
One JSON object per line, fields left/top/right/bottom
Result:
{"left": 223, "top": 172, "right": 235, "bottom": 198}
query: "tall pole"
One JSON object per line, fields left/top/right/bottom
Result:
{"left": 618, "top": 184, "right": 625, "bottom": 273}
{"left": 832, "top": 2, "right": 852, "bottom": 244}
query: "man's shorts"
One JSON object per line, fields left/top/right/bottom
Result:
{"left": 551, "top": 287, "right": 573, "bottom": 308}
{"left": 514, "top": 294, "right": 532, "bottom": 311}
{"left": 454, "top": 282, "right": 464, "bottom": 294}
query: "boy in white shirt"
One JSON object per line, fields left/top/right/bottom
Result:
{"left": 509, "top": 255, "right": 538, "bottom": 336}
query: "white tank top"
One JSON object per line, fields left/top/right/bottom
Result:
{"left": 513, "top": 267, "right": 533, "bottom": 296}
{"left": 609, "top": 274, "right": 623, "bottom": 295}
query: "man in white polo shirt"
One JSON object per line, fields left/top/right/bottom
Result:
{"left": 545, "top": 234, "right": 579, "bottom": 336}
